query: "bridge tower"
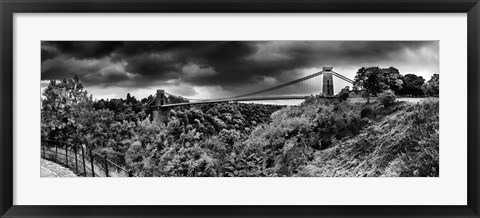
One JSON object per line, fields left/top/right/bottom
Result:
{"left": 153, "top": 89, "right": 170, "bottom": 123}
{"left": 322, "top": 66, "right": 334, "bottom": 97}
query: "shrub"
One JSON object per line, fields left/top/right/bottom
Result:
{"left": 338, "top": 87, "right": 350, "bottom": 101}
{"left": 360, "top": 107, "right": 372, "bottom": 118}
{"left": 378, "top": 89, "right": 396, "bottom": 107}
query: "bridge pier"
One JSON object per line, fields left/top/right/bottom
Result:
{"left": 153, "top": 89, "right": 170, "bottom": 123}
{"left": 322, "top": 66, "right": 334, "bottom": 97}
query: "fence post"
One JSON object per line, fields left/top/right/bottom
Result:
{"left": 104, "top": 155, "right": 109, "bottom": 177}
{"left": 65, "top": 145, "right": 69, "bottom": 167}
{"left": 81, "top": 145, "right": 86, "bottom": 177}
{"left": 55, "top": 143, "right": 58, "bottom": 162}
{"left": 74, "top": 145, "right": 78, "bottom": 173}
{"left": 89, "top": 149, "right": 95, "bottom": 177}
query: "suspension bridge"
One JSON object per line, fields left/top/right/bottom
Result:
{"left": 149, "top": 66, "right": 354, "bottom": 122}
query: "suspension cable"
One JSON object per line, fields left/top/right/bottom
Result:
{"left": 150, "top": 71, "right": 353, "bottom": 103}
{"left": 145, "top": 93, "right": 156, "bottom": 106}
{"left": 332, "top": 72, "right": 354, "bottom": 84}
{"left": 206, "top": 71, "right": 325, "bottom": 101}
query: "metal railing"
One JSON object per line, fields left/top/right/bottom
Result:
{"left": 41, "top": 139, "right": 136, "bottom": 177}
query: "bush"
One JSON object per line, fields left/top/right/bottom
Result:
{"left": 378, "top": 90, "right": 396, "bottom": 107}
{"left": 338, "top": 87, "right": 350, "bottom": 101}
{"left": 360, "top": 107, "right": 372, "bottom": 118}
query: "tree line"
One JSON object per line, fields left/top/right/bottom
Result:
{"left": 348, "top": 67, "right": 439, "bottom": 102}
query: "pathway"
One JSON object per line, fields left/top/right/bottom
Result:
{"left": 41, "top": 158, "right": 78, "bottom": 177}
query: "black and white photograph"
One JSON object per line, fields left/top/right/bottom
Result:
{"left": 40, "top": 41, "right": 439, "bottom": 177}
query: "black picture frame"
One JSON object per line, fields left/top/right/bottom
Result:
{"left": 1, "top": 0, "right": 479, "bottom": 217}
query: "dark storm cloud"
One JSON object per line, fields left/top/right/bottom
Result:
{"left": 42, "top": 58, "right": 105, "bottom": 81}
{"left": 42, "top": 41, "right": 121, "bottom": 60}
{"left": 41, "top": 41, "right": 261, "bottom": 86}
{"left": 117, "top": 41, "right": 260, "bottom": 85}
{"left": 41, "top": 41, "right": 438, "bottom": 98}
{"left": 112, "top": 41, "right": 208, "bottom": 60}
{"left": 41, "top": 45, "right": 59, "bottom": 62}
{"left": 41, "top": 57, "right": 132, "bottom": 87}
{"left": 122, "top": 54, "right": 180, "bottom": 80}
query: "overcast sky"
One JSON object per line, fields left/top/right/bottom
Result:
{"left": 41, "top": 41, "right": 439, "bottom": 100}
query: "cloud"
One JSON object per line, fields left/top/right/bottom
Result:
{"left": 41, "top": 42, "right": 60, "bottom": 62}
{"left": 182, "top": 63, "right": 216, "bottom": 78}
{"left": 42, "top": 41, "right": 121, "bottom": 60}
{"left": 123, "top": 53, "right": 180, "bottom": 80}
{"left": 41, "top": 41, "right": 439, "bottom": 100}
{"left": 41, "top": 57, "right": 132, "bottom": 87}
{"left": 167, "top": 82, "right": 198, "bottom": 97}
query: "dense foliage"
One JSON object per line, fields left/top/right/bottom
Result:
{"left": 378, "top": 90, "right": 396, "bottom": 107}
{"left": 296, "top": 99, "right": 439, "bottom": 177}
{"left": 352, "top": 67, "right": 439, "bottom": 100}
{"left": 42, "top": 75, "right": 439, "bottom": 177}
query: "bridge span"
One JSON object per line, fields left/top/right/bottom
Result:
{"left": 150, "top": 66, "right": 354, "bottom": 122}
{"left": 151, "top": 95, "right": 314, "bottom": 109}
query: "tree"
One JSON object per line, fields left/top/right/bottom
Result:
{"left": 353, "top": 67, "right": 388, "bottom": 103}
{"left": 353, "top": 67, "right": 404, "bottom": 103}
{"left": 126, "top": 93, "right": 137, "bottom": 105}
{"left": 41, "top": 75, "right": 93, "bottom": 143}
{"left": 338, "top": 86, "right": 350, "bottom": 101}
{"left": 382, "top": 67, "right": 404, "bottom": 95}
{"left": 400, "top": 74, "right": 425, "bottom": 97}
{"left": 422, "top": 74, "right": 439, "bottom": 97}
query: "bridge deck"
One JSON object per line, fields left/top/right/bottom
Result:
{"left": 154, "top": 95, "right": 313, "bottom": 108}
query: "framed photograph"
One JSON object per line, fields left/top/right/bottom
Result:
{"left": 1, "top": 0, "right": 479, "bottom": 217}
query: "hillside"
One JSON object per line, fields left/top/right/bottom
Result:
{"left": 297, "top": 98, "right": 439, "bottom": 177}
